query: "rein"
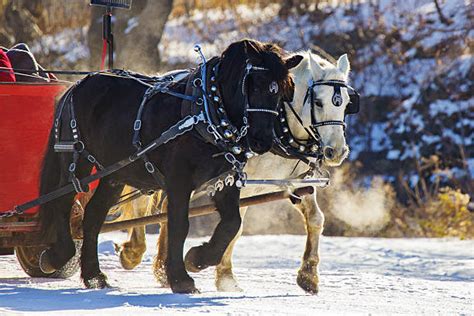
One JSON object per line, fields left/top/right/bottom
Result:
{"left": 0, "top": 45, "right": 286, "bottom": 217}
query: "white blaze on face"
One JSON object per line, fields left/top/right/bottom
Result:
{"left": 309, "top": 53, "right": 351, "bottom": 166}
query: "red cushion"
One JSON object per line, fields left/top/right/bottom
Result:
{"left": 0, "top": 50, "right": 16, "bottom": 82}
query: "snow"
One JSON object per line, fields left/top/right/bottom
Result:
{"left": 0, "top": 233, "right": 472, "bottom": 315}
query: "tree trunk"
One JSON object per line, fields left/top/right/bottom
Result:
{"left": 87, "top": 0, "right": 174, "bottom": 72}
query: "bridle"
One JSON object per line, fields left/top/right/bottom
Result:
{"left": 274, "top": 78, "right": 360, "bottom": 160}
{"left": 305, "top": 79, "right": 359, "bottom": 133}
{"left": 197, "top": 56, "right": 280, "bottom": 158}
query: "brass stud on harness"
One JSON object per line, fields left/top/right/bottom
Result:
{"left": 245, "top": 152, "right": 254, "bottom": 159}
{"left": 280, "top": 117, "right": 286, "bottom": 123}
{"left": 224, "top": 130, "right": 233, "bottom": 138}
{"left": 311, "top": 144, "right": 319, "bottom": 152}
{"left": 283, "top": 127, "right": 289, "bottom": 133}
{"left": 232, "top": 146, "right": 242, "bottom": 155}
{"left": 299, "top": 145, "right": 305, "bottom": 152}
{"left": 211, "top": 85, "right": 217, "bottom": 92}
{"left": 220, "top": 119, "right": 229, "bottom": 127}
{"left": 213, "top": 96, "right": 220, "bottom": 102}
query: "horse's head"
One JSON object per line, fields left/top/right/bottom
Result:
{"left": 218, "top": 39, "right": 303, "bottom": 154}
{"left": 290, "top": 52, "right": 355, "bottom": 166}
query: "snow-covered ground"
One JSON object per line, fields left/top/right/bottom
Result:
{"left": 0, "top": 233, "right": 472, "bottom": 315}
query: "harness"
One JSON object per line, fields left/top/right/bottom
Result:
{"left": 273, "top": 78, "right": 360, "bottom": 163}
{"left": 2, "top": 46, "right": 281, "bottom": 217}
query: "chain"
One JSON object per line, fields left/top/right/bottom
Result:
{"left": 0, "top": 207, "right": 23, "bottom": 218}
{"left": 300, "top": 160, "right": 330, "bottom": 188}
{"left": 224, "top": 152, "right": 247, "bottom": 188}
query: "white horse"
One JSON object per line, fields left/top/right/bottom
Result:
{"left": 117, "top": 50, "right": 353, "bottom": 294}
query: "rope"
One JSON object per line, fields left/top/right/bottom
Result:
{"left": 0, "top": 67, "right": 74, "bottom": 85}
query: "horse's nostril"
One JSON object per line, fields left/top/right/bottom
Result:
{"left": 324, "top": 146, "right": 335, "bottom": 160}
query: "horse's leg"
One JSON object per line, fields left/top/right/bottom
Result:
{"left": 294, "top": 191, "right": 324, "bottom": 294}
{"left": 153, "top": 192, "right": 169, "bottom": 287}
{"left": 184, "top": 186, "right": 242, "bottom": 274}
{"left": 39, "top": 192, "right": 78, "bottom": 273}
{"left": 117, "top": 189, "right": 148, "bottom": 270}
{"left": 118, "top": 225, "right": 146, "bottom": 270}
{"left": 39, "top": 151, "right": 91, "bottom": 274}
{"left": 166, "top": 179, "right": 197, "bottom": 293}
{"left": 81, "top": 180, "right": 124, "bottom": 289}
{"left": 214, "top": 206, "right": 248, "bottom": 292}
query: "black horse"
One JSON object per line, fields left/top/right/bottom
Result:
{"left": 39, "top": 39, "right": 302, "bottom": 293}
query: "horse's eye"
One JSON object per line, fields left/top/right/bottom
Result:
{"left": 314, "top": 99, "right": 323, "bottom": 108}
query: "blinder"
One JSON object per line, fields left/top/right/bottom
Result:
{"left": 241, "top": 62, "right": 280, "bottom": 117}
{"left": 305, "top": 79, "right": 360, "bottom": 115}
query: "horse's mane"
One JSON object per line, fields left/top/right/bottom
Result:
{"left": 218, "top": 39, "right": 294, "bottom": 98}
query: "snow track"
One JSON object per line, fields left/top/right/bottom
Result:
{"left": 0, "top": 233, "right": 472, "bottom": 315}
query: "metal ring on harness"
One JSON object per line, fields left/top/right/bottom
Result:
{"left": 193, "top": 78, "right": 202, "bottom": 88}
{"left": 74, "top": 140, "right": 85, "bottom": 153}
{"left": 196, "top": 97, "right": 203, "bottom": 106}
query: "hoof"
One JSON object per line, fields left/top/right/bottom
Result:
{"left": 116, "top": 243, "right": 144, "bottom": 270}
{"left": 83, "top": 272, "right": 111, "bottom": 289}
{"left": 153, "top": 257, "right": 170, "bottom": 288}
{"left": 296, "top": 270, "right": 319, "bottom": 294}
{"left": 170, "top": 277, "right": 200, "bottom": 294}
{"left": 184, "top": 246, "right": 209, "bottom": 273}
{"left": 216, "top": 275, "right": 243, "bottom": 292}
{"left": 39, "top": 250, "right": 57, "bottom": 274}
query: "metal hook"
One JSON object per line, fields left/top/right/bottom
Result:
{"left": 194, "top": 44, "right": 207, "bottom": 64}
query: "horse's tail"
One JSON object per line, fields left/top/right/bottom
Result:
{"left": 38, "top": 88, "right": 74, "bottom": 241}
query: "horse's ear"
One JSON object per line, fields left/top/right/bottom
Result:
{"left": 243, "top": 39, "right": 262, "bottom": 62}
{"left": 309, "top": 53, "right": 324, "bottom": 75}
{"left": 284, "top": 54, "right": 304, "bottom": 70}
{"left": 337, "top": 54, "right": 350, "bottom": 77}
{"left": 283, "top": 77, "right": 295, "bottom": 102}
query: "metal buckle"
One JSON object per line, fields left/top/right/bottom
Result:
{"left": 134, "top": 120, "right": 142, "bottom": 131}
{"left": 87, "top": 155, "right": 96, "bottom": 164}
{"left": 145, "top": 161, "right": 155, "bottom": 173}
{"left": 70, "top": 119, "right": 77, "bottom": 129}
{"left": 68, "top": 163, "right": 76, "bottom": 172}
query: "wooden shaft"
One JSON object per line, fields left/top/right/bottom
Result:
{"left": 100, "top": 186, "right": 314, "bottom": 234}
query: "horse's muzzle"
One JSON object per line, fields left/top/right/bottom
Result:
{"left": 248, "top": 137, "right": 272, "bottom": 155}
{"left": 322, "top": 145, "right": 349, "bottom": 166}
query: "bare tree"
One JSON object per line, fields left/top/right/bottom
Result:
{"left": 433, "top": 0, "right": 452, "bottom": 25}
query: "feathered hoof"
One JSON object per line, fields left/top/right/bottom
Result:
{"left": 39, "top": 250, "right": 57, "bottom": 274}
{"left": 83, "top": 272, "right": 111, "bottom": 289}
{"left": 184, "top": 246, "right": 209, "bottom": 273}
{"left": 296, "top": 270, "right": 319, "bottom": 294}
{"left": 215, "top": 275, "right": 243, "bottom": 292}
{"left": 153, "top": 257, "right": 170, "bottom": 287}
